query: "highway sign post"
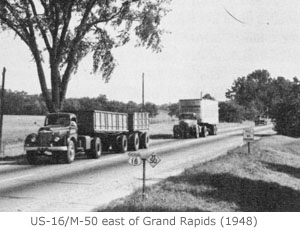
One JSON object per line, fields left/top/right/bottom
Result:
{"left": 243, "top": 128, "right": 254, "bottom": 154}
{"left": 128, "top": 152, "right": 161, "bottom": 200}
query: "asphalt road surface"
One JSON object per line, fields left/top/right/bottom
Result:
{"left": 0, "top": 124, "right": 274, "bottom": 211}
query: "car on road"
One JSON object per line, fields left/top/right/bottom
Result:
{"left": 255, "top": 116, "right": 268, "bottom": 126}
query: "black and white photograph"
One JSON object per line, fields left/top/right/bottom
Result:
{"left": 1, "top": 0, "right": 300, "bottom": 217}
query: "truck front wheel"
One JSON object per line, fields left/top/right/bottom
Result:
{"left": 140, "top": 132, "right": 150, "bottom": 149}
{"left": 63, "top": 140, "right": 76, "bottom": 163}
{"left": 87, "top": 137, "right": 102, "bottom": 159}
{"left": 26, "top": 151, "right": 38, "bottom": 165}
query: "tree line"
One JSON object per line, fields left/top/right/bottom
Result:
{"left": 168, "top": 70, "right": 300, "bottom": 137}
{"left": 0, "top": 89, "right": 158, "bottom": 117}
{"left": 225, "top": 69, "right": 300, "bottom": 137}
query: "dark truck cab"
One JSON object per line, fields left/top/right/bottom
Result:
{"left": 24, "top": 113, "right": 80, "bottom": 164}
{"left": 24, "top": 111, "right": 149, "bottom": 164}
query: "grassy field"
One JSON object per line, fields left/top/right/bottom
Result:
{"left": 1, "top": 115, "right": 44, "bottom": 145}
{"left": 97, "top": 135, "right": 300, "bottom": 211}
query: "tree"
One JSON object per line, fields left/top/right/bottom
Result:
{"left": 202, "top": 93, "right": 215, "bottom": 100}
{"left": 267, "top": 77, "right": 300, "bottom": 137}
{"left": 143, "top": 102, "right": 158, "bottom": 117}
{"left": 226, "top": 69, "right": 272, "bottom": 117}
{"left": 0, "top": 0, "right": 171, "bottom": 112}
{"left": 168, "top": 102, "right": 179, "bottom": 117}
{"left": 219, "top": 101, "right": 245, "bottom": 122}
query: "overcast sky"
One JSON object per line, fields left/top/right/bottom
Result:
{"left": 1, "top": 0, "right": 300, "bottom": 104}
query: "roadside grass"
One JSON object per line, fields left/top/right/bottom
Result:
{"left": 2, "top": 115, "right": 44, "bottom": 145}
{"left": 97, "top": 135, "right": 300, "bottom": 211}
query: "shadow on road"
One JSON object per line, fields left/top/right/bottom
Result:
{"left": 150, "top": 134, "right": 174, "bottom": 139}
{"left": 254, "top": 133, "right": 276, "bottom": 138}
{"left": 0, "top": 151, "right": 113, "bottom": 167}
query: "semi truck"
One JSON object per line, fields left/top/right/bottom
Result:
{"left": 24, "top": 111, "right": 150, "bottom": 164}
{"left": 173, "top": 99, "right": 219, "bottom": 138}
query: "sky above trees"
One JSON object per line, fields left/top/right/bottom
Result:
{"left": 1, "top": 0, "right": 300, "bottom": 104}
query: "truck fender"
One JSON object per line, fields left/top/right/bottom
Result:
{"left": 78, "top": 135, "right": 92, "bottom": 150}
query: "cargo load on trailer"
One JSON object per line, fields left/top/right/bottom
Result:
{"left": 173, "top": 99, "right": 219, "bottom": 138}
{"left": 24, "top": 111, "right": 150, "bottom": 164}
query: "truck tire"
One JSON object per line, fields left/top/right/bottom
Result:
{"left": 202, "top": 126, "right": 208, "bottom": 137}
{"left": 63, "top": 140, "right": 76, "bottom": 163}
{"left": 128, "top": 133, "right": 140, "bottom": 151}
{"left": 194, "top": 126, "right": 199, "bottom": 138}
{"left": 118, "top": 135, "right": 128, "bottom": 153}
{"left": 173, "top": 126, "right": 180, "bottom": 138}
{"left": 26, "top": 151, "right": 38, "bottom": 165}
{"left": 87, "top": 137, "right": 102, "bottom": 159}
{"left": 213, "top": 125, "right": 217, "bottom": 135}
{"left": 140, "top": 132, "right": 150, "bottom": 149}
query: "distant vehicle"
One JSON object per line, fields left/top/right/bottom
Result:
{"left": 24, "top": 111, "right": 149, "bottom": 164}
{"left": 255, "top": 116, "right": 268, "bottom": 126}
{"left": 173, "top": 99, "right": 219, "bottom": 138}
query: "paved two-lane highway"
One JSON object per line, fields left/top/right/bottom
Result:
{"left": 0, "top": 124, "right": 274, "bottom": 211}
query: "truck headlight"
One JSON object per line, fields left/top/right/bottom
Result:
{"left": 54, "top": 136, "right": 60, "bottom": 142}
{"left": 31, "top": 136, "right": 37, "bottom": 142}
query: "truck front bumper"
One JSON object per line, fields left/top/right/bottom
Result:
{"left": 24, "top": 146, "right": 68, "bottom": 152}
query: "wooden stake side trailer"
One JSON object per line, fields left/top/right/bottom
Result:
{"left": 75, "top": 110, "right": 150, "bottom": 154}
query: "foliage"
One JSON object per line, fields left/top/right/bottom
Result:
{"left": 268, "top": 77, "right": 300, "bottom": 137}
{"left": 1, "top": 88, "right": 159, "bottom": 117}
{"left": 226, "top": 69, "right": 300, "bottom": 137}
{"left": 202, "top": 93, "right": 215, "bottom": 100}
{"left": 0, "top": 0, "right": 171, "bottom": 112}
{"left": 0, "top": 89, "right": 47, "bottom": 115}
{"left": 218, "top": 101, "right": 245, "bottom": 123}
{"left": 143, "top": 102, "right": 158, "bottom": 117}
{"left": 226, "top": 70, "right": 272, "bottom": 117}
{"left": 168, "top": 102, "right": 179, "bottom": 117}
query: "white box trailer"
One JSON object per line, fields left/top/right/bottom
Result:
{"left": 179, "top": 99, "right": 219, "bottom": 124}
{"left": 173, "top": 99, "right": 219, "bottom": 138}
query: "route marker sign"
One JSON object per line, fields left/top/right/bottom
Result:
{"left": 128, "top": 155, "right": 142, "bottom": 166}
{"left": 243, "top": 128, "right": 254, "bottom": 154}
{"left": 128, "top": 151, "right": 161, "bottom": 200}
{"left": 147, "top": 153, "right": 161, "bottom": 168}
{"left": 243, "top": 128, "right": 254, "bottom": 142}
{"left": 128, "top": 152, "right": 142, "bottom": 166}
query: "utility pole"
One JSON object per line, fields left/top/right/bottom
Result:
{"left": 142, "top": 73, "right": 145, "bottom": 111}
{"left": 0, "top": 67, "right": 6, "bottom": 154}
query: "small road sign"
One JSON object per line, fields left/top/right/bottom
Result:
{"left": 147, "top": 153, "right": 161, "bottom": 168}
{"left": 128, "top": 155, "right": 142, "bottom": 166}
{"left": 243, "top": 128, "right": 254, "bottom": 142}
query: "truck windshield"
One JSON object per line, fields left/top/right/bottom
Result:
{"left": 179, "top": 114, "right": 195, "bottom": 120}
{"left": 45, "top": 114, "right": 70, "bottom": 126}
